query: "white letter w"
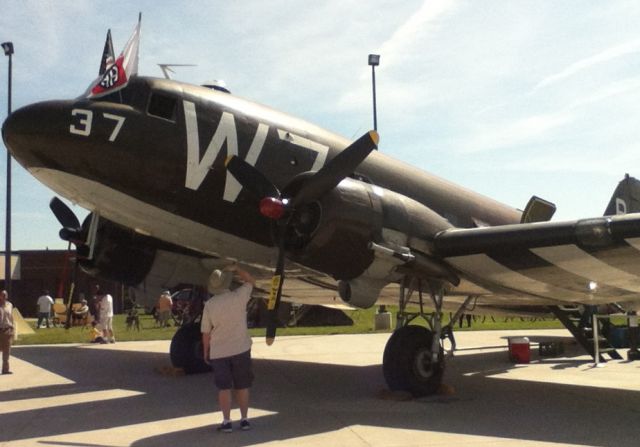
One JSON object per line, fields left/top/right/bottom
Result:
{"left": 184, "top": 100, "right": 239, "bottom": 198}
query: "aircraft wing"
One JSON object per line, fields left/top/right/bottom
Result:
{"left": 248, "top": 211, "right": 640, "bottom": 314}
{"left": 432, "top": 213, "right": 640, "bottom": 306}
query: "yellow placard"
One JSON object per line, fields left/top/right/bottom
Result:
{"left": 267, "top": 275, "right": 281, "bottom": 310}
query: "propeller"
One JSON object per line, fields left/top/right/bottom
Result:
{"left": 50, "top": 197, "right": 95, "bottom": 258}
{"left": 292, "top": 131, "right": 379, "bottom": 206}
{"left": 50, "top": 197, "right": 100, "bottom": 328}
{"left": 50, "top": 197, "right": 83, "bottom": 242}
{"left": 226, "top": 130, "right": 378, "bottom": 345}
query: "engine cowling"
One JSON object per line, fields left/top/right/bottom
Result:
{"left": 79, "top": 219, "right": 157, "bottom": 284}
{"left": 286, "top": 177, "right": 453, "bottom": 291}
{"left": 338, "top": 276, "right": 388, "bottom": 308}
{"left": 78, "top": 218, "right": 216, "bottom": 308}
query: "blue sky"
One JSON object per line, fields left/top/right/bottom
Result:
{"left": 2, "top": 0, "right": 640, "bottom": 250}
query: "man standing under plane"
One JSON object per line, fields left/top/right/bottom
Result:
{"left": 202, "top": 265, "right": 256, "bottom": 433}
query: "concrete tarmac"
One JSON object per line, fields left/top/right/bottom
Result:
{"left": 2, "top": 329, "right": 640, "bottom": 446}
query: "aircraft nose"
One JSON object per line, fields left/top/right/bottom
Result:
{"left": 2, "top": 100, "right": 71, "bottom": 168}
{"left": 2, "top": 105, "right": 25, "bottom": 152}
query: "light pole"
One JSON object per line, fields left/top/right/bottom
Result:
{"left": 368, "top": 54, "right": 380, "bottom": 134}
{"left": 369, "top": 54, "right": 386, "bottom": 321}
{"left": 2, "top": 42, "right": 13, "bottom": 299}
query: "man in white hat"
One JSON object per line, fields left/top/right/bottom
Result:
{"left": 201, "top": 264, "right": 256, "bottom": 433}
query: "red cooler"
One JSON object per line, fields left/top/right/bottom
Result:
{"left": 509, "top": 337, "right": 530, "bottom": 363}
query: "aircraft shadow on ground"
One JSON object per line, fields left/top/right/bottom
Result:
{"left": 4, "top": 342, "right": 640, "bottom": 447}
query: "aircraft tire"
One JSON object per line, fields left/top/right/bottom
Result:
{"left": 170, "top": 322, "right": 212, "bottom": 374}
{"left": 382, "top": 327, "right": 403, "bottom": 390}
{"left": 382, "top": 325, "right": 444, "bottom": 396}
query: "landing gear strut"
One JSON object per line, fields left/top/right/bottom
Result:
{"left": 382, "top": 277, "right": 472, "bottom": 396}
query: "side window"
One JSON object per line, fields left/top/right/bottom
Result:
{"left": 148, "top": 93, "right": 177, "bottom": 121}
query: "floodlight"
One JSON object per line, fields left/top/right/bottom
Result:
{"left": 1, "top": 42, "right": 13, "bottom": 56}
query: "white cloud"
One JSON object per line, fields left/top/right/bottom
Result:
{"left": 377, "top": 0, "right": 458, "bottom": 68}
{"left": 459, "top": 110, "right": 573, "bottom": 154}
{"left": 497, "top": 146, "right": 640, "bottom": 176}
{"left": 567, "top": 76, "right": 640, "bottom": 109}
{"left": 533, "top": 38, "right": 640, "bottom": 91}
{"left": 333, "top": 1, "right": 457, "bottom": 106}
{"left": 5, "top": 0, "right": 640, "bottom": 250}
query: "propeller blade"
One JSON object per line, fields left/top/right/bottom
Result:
{"left": 225, "top": 155, "right": 280, "bottom": 199}
{"left": 59, "top": 227, "right": 85, "bottom": 243}
{"left": 50, "top": 197, "right": 81, "bottom": 230}
{"left": 292, "top": 130, "right": 378, "bottom": 206}
{"left": 265, "top": 223, "right": 287, "bottom": 346}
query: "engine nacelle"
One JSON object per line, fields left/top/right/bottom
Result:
{"left": 78, "top": 218, "right": 217, "bottom": 308}
{"left": 338, "top": 277, "right": 387, "bottom": 308}
{"left": 288, "top": 177, "right": 452, "bottom": 283}
{"left": 79, "top": 219, "right": 157, "bottom": 284}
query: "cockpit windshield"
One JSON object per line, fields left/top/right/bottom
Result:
{"left": 92, "top": 84, "right": 137, "bottom": 105}
{"left": 86, "top": 77, "right": 179, "bottom": 123}
{"left": 84, "top": 76, "right": 151, "bottom": 113}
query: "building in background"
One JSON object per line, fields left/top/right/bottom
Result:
{"left": 0, "top": 250, "right": 124, "bottom": 317}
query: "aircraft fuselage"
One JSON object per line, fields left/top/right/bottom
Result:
{"left": 3, "top": 76, "right": 521, "bottom": 278}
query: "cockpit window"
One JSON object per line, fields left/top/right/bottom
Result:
{"left": 148, "top": 93, "right": 177, "bottom": 121}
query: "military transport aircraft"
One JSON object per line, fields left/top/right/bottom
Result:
{"left": 4, "top": 18, "right": 640, "bottom": 396}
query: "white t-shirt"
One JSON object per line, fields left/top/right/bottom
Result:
{"left": 0, "top": 301, "right": 14, "bottom": 329}
{"left": 37, "top": 295, "right": 54, "bottom": 313}
{"left": 201, "top": 283, "right": 253, "bottom": 359}
{"left": 99, "top": 294, "right": 114, "bottom": 318}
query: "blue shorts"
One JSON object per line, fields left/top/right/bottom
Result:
{"left": 210, "top": 350, "right": 253, "bottom": 390}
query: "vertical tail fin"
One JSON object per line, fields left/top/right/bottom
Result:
{"left": 603, "top": 174, "right": 640, "bottom": 215}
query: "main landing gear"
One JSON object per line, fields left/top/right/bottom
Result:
{"left": 170, "top": 322, "right": 211, "bottom": 374}
{"left": 382, "top": 278, "right": 472, "bottom": 396}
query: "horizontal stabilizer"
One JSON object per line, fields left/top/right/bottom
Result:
{"left": 520, "top": 196, "right": 556, "bottom": 223}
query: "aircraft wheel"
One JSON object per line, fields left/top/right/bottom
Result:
{"left": 382, "top": 325, "right": 444, "bottom": 396}
{"left": 170, "top": 322, "right": 211, "bottom": 374}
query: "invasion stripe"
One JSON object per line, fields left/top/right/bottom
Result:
{"left": 445, "top": 253, "right": 587, "bottom": 301}
{"left": 531, "top": 245, "right": 640, "bottom": 293}
{"left": 572, "top": 241, "right": 640, "bottom": 281}
{"left": 487, "top": 247, "right": 629, "bottom": 298}
{"left": 624, "top": 237, "right": 640, "bottom": 253}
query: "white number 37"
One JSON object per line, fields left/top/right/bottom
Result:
{"left": 70, "top": 109, "right": 125, "bottom": 142}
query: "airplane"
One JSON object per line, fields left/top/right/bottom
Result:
{"left": 4, "top": 17, "right": 640, "bottom": 396}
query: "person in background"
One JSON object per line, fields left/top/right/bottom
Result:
{"left": 0, "top": 290, "right": 15, "bottom": 374}
{"left": 36, "top": 290, "right": 54, "bottom": 329}
{"left": 89, "top": 321, "right": 106, "bottom": 344}
{"left": 91, "top": 285, "right": 102, "bottom": 322}
{"left": 156, "top": 290, "right": 173, "bottom": 328}
{"left": 97, "top": 289, "right": 115, "bottom": 343}
{"left": 72, "top": 299, "right": 90, "bottom": 326}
